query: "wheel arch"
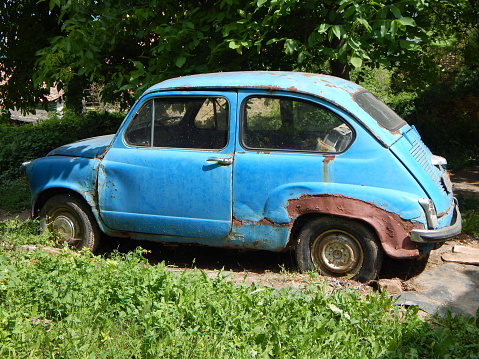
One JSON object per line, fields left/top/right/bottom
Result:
{"left": 285, "top": 194, "right": 422, "bottom": 259}
{"left": 34, "top": 188, "right": 93, "bottom": 218}
{"left": 289, "top": 213, "right": 379, "bottom": 249}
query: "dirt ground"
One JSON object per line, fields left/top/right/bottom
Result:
{"left": 1, "top": 167, "right": 479, "bottom": 293}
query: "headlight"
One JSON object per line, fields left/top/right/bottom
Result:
{"left": 19, "top": 161, "right": 31, "bottom": 184}
{"left": 418, "top": 198, "right": 439, "bottom": 229}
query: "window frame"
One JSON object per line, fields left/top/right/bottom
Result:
{"left": 123, "top": 95, "right": 231, "bottom": 150}
{"left": 240, "top": 94, "right": 355, "bottom": 154}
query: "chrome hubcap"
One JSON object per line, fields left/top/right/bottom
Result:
{"left": 52, "top": 214, "right": 80, "bottom": 244}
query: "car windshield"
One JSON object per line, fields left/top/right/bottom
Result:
{"left": 354, "top": 91, "right": 406, "bottom": 132}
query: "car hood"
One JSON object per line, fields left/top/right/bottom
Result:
{"left": 47, "top": 134, "right": 115, "bottom": 158}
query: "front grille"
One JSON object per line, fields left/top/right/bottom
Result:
{"left": 409, "top": 139, "right": 446, "bottom": 193}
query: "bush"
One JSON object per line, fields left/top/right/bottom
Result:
{"left": 0, "top": 111, "right": 124, "bottom": 182}
{"left": 0, "top": 179, "right": 30, "bottom": 213}
{"left": 409, "top": 84, "right": 479, "bottom": 169}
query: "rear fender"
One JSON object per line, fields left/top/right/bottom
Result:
{"left": 263, "top": 183, "right": 425, "bottom": 258}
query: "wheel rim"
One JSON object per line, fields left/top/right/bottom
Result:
{"left": 310, "top": 229, "right": 364, "bottom": 276}
{"left": 48, "top": 209, "right": 82, "bottom": 246}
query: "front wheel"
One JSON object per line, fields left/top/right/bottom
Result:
{"left": 296, "top": 217, "right": 383, "bottom": 282}
{"left": 39, "top": 194, "right": 101, "bottom": 252}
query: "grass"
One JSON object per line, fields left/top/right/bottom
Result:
{"left": 0, "top": 220, "right": 478, "bottom": 358}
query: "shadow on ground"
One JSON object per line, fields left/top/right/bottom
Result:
{"left": 98, "top": 236, "right": 428, "bottom": 281}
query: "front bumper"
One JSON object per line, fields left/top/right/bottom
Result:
{"left": 410, "top": 204, "right": 462, "bottom": 243}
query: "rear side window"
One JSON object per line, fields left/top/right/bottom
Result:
{"left": 355, "top": 91, "right": 406, "bottom": 131}
{"left": 242, "top": 96, "right": 353, "bottom": 153}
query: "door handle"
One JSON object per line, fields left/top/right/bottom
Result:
{"left": 207, "top": 157, "right": 233, "bottom": 166}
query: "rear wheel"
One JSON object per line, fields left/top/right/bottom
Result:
{"left": 296, "top": 217, "right": 382, "bottom": 282}
{"left": 39, "top": 194, "right": 101, "bottom": 252}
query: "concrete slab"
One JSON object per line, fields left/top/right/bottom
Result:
{"left": 395, "top": 263, "right": 479, "bottom": 316}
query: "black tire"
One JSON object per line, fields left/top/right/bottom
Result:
{"left": 39, "top": 194, "right": 101, "bottom": 252}
{"left": 296, "top": 217, "right": 383, "bottom": 282}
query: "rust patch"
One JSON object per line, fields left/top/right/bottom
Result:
{"left": 258, "top": 218, "right": 275, "bottom": 226}
{"left": 250, "top": 85, "right": 283, "bottom": 91}
{"left": 251, "top": 238, "right": 269, "bottom": 249}
{"left": 322, "top": 155, "right": 335, "bottom": 183}
{"left": 233, "top": 217, "right": 288, "bottom": 228}
{"left": 376, "top": 121, "right": 401, "bottom": 136}
{"left": 233, "top": 218, "right": 243, "bottom": 227}
{"left": 287, "top": 194, "right": 422, "bottom": 259}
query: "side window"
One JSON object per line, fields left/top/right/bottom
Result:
{"left": 125, "top": 100, "right": 153, "bottom": 146}
{"left": 125, "top": 97, "right": 229, "bottom": 149}
{"left": 243, "top": 96, "right": 353, "bottom": 152}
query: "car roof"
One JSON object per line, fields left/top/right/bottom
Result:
{"left": 141, "top": 71, "right": 403, "bottom": 147}
{"left": 144, "top": 71, "right": 365, "bottom": 100}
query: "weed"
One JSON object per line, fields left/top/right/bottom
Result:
{"left": 462, "top": 210, "right": 479, "bottom": 237}
{"left": 0, "top": 244, "right": 477, "bottom": 358}
{"left": 0, "top": 219, "right": 56, "bottom": 248}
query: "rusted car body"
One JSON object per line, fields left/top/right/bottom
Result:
{"left": 20, "top": 72, "right": 461, "bottom": 281}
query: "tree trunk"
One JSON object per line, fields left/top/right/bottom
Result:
{"left": 330, "top": 59, "right": 350, "bottom": 80}
{"left": 64, "top": 76, "right": 87, "bottom": 114}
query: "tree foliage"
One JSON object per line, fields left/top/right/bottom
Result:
{"left": 1, "top": 0, "right": 477, "bottom": 112}
{"left": 34, "top": 0, "right": 440, "bottom": 108}
{"left": 0, "top": 0, "right": 61, "bottom": 115}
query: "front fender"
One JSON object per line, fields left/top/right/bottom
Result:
{"left": 27, "top": 156, "right": 100, "bottom": 213}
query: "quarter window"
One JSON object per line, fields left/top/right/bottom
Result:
{"left": 243, "top": 96, "right": 353, "bottom": 152}
{"left": 125, "top": 97, "right": 229, "bottom": 149}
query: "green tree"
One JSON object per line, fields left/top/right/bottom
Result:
{"left": 35, "top": 0, "right": 441, "bottom": 108}
{"left": 0, "top": 0, "right": 61, "bottom": 117}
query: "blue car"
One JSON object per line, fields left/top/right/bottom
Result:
{"left": 20, "top": 72, "right": 461, "bottom": 282}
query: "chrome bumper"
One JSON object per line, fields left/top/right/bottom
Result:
{"left": 411, "top": 205, "right": 462, "bottom": 243}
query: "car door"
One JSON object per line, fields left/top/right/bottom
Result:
{"left": 232, "top": 90, "right": 356, "bottom": 225}
{"left": 97, "top": 91, "right": 236, "bottom": 239}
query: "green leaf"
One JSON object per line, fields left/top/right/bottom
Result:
{"left": 338, "top": 1, "right": 352, "bottom": 12}
{"left": 266, "top": 37, "right": 284, "bottom": 45}
{"left": 390, "top": 5, "right": 402, "bottom": 18}
{"left": 380, "top": 23, "right": 387, "bottom": 38}
{"left": 390, "top": 20, "right": 398, "bottom": 37}
{"left": 397, "top": 17, "right": 416, "bottom": 27}
{"left": 357, "top": 18, "right": 371, "bottom": 32}
{"left": 344, "top": 5, "right": 356, "bottom": 19}
{"left": 332, "top": 25, "right": 343, "bottom": 40}
{"left": 284, "top": 39, "right": 298, "bottom": 55}
{"left": 400, "top": 39, "right": 420, "bottom": 51}
{"left": 329, "top": 303, "right": 343, "bottom": 315}
{"left": 348, "top": 37, "right": 360, "bottom": 50}
{"left": 131, "top": 61, "right": 145, "bottom": 70}
{"left": 175, "top": 56, "right": 186, "bottom": 68}
{"left": 317, "top": 23, "right": 330, "bottom": 34}
{"left": 350, "top": 56, "right": 363, "bottom": 68}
